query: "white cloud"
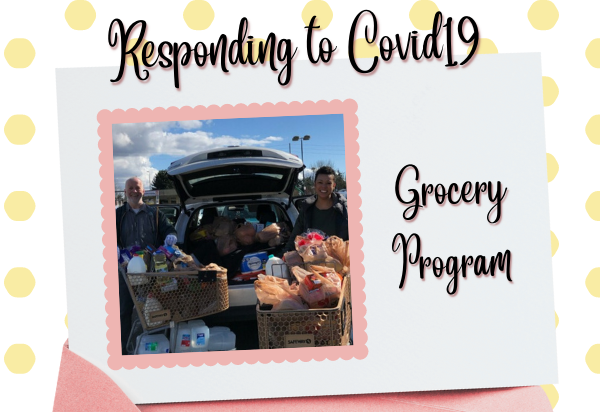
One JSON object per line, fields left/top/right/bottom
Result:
{"left": 298, "top": 168, "right": 314, "bottom": 180}
{"left": 178, "top": 120, "right": 203, "bottom": 130}
{"left": 113, "top": 156, "right": 158, "bottom": 190}
{"left": 113, "top": 132, "right": 134, "bottom": 149}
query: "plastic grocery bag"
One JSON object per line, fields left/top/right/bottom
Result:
{"left": 216, "top": 235, "right": 238, "bottom": 256}
{"left": 324, "top": 236, "right": 350, "bottom": 272}
{"left": 213, "top": 217, "right": 236, "bottom": 237}
{"left": 235, "top": 222, "right": 256, "bottom": 246}
{"left": 283, "top": 251, "right": 303, "bottom": 267}
{"left": 294, "top": 229, "right": 328, "bottom": 262}
{"left": 254, "top": 275, "right": 305, "bottom": 310}
{"left": 296, "top": 240, "right": 328, "bottom": 262}
{"left": 298, "top": 271, "right": 342, "bottom": 309}
{"left": 256, "top": 223, "right": 280, "bottom": 243}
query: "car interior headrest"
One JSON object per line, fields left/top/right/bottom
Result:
{"left": 259, "top": 211, "right": 277, "bottom": 225}
{"left": 200, "top": 207, "right": 218, "bottom": 225}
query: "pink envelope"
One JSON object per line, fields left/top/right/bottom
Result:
{"left": 53, "top": 341, "right": 552, "bottom": 412}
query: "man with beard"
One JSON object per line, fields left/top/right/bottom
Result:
{"left": 116, "top": 177, "right": 177, "bottom": 354}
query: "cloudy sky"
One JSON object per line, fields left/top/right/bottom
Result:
{"left": 112, "top": 114, "right": 346, "bottom": 190}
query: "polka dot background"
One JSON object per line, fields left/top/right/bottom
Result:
{"left": 1, "top": 0, "right": 599, "bottom": 410}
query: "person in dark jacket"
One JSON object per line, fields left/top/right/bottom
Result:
{"left": 116, "top": 177, "right": 177, "bottom": 355}
{"left": 285, "top": 166, "right": 349, "bottom": 251}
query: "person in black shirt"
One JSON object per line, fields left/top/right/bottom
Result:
{"left": 116, "top": 177, "right": 177, "bottom": 354}
{"left": 285, "top": 166, "right": 349, "bottom": 250}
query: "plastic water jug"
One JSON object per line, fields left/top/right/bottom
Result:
{"left": 266, "top": 255, "right": 289, "bottom": 279}
{"left": 189, "top": 320, "right": 210, "bottom": 352}
{"left": 127, "top": 256, "right": 149, "bottom": 286}
{"left": 175, "top": 322, "right": 192, "bottom": 353}
{"left": 138, "top": 334, "right": 170, "bottom": 354}
{"left": 208, "top": 328, "right": 236, "bottom": 351}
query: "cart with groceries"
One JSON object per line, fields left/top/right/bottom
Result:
{"left": 254, "top": 230, "right": 353, "bottom": 349}
{"left": 119, "top": 244, "right": 235, "bottom": 354}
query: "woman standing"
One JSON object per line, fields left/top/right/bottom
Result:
{"left": 285, "top": 166, "right": 349, "bottom": 250}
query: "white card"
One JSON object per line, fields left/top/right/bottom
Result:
{"left": 56, "top": 53, "right": 557, "bottom": 404}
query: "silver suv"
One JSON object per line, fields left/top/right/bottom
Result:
{"left": 167, "top": 146, "right": 304, "bottom": 307}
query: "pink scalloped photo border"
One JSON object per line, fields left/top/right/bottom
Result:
{"left": 98, "top": 100, "right": 366, "bottom": 370}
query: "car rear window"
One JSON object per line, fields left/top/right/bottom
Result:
{"left": 187, "top": 202, "right": 288, "bottom": 237}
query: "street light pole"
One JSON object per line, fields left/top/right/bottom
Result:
{"left": 292, "top": 135, "right": 311, "bottom": 182}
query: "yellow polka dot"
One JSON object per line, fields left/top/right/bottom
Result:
{"left": 555, "top": 311, "right": 559, "bottom": 328}
{"left": 586, "top": 268, "right": 600, "bottom": 297}
{"left": 586, "top": 192, "right": 600, "bottom": 221}
{"left": 542, "top": 76, "right": 559, "bottom": 107}
{"left": 4, "top": 268, "right": 35, "bottom": 298}
{"left": 243, "top": 38, "right": 270, "bottom": 61}
{"left": 65, "top": 314, "right": 68, "bottom": 328}
{"left": 4, "top": 344, "right": 35, "bottom": 374}
{"left": 4, "top": 115, "right": 35, "bottom": 145}
{"left": 4, "top": 192, "right": 35, "bottom": 221}
{"left": 64, "top": 0, "right": 96, "bottom": 30}
{"left": 546, "top": 153, "right": 558, "bottom": 182}
{"left": 550, "top": 231, "right": 559, "bottom": 257}
{"left": 586, "top": 344, "right": 600, "bottom": 373}
{"left": 540, "top": 384, "right": 559, "bottom": 409}
{"left": 527, "top": 0, "right": 559, "bottom": 30}
{"left": 585, "top": 115, "right": 600, "bottom": 145}
{"left": 467, "top": 38, "right": 498, "bottom": 55}
{"left": 585, "top": 39, "right": 600, "bottom": 68}
{"left": 125, "top": 38, "right": 154, "bottom": 67}
{"left": 4, "top": 39, "right": 35, "bottom": 68}
{"left": 409, "top": 0, "right": 439, "bottom": 30}
{"left": 183, "top": 0, "right": 214, "bottom": 31}
{"left": 352, "top": 38, "right": 380, "bottom": 58}
{"left": 301, "top": 0, "right": 333, "bottom": 30}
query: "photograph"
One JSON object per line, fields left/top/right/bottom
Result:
{"left": 113, "top": 114, "right": 353, "bottom": 355}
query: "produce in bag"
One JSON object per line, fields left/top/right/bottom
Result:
{"left": 324, "top": 236, "right": 350, "bottom": 270}
{"left": 254, "top": 275, "right": 305, "bottom": 310}
{"left": 272, "top": 294, "right": 305, "bottom": 311}
{"left": 297, "top": 240, "right": 328, "bottom": 262}
{"left": 216, "top": 235, "right": 238, "bottom": 256}
{"left": 295, "top": 229, "right": 328, "bottom": 262}
{"left": 256, "top": 223, "right": 280, "bottom": 243}
{"left": 234, "top": 222, "right": 256, "bottom": 246}
{"left": 212, "top": 217, "right": 236, "bottom": 237}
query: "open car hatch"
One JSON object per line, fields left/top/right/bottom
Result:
{"left": 167, "top": 147, "right": 304, "bottom": 207}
